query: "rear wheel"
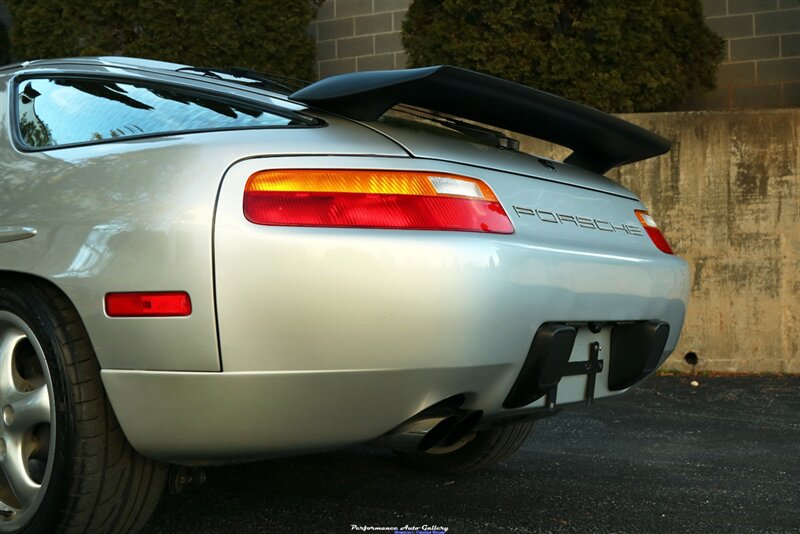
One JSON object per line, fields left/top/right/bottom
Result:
{"left": 0, "top": 280, "right": 167, "bottom": 533}
{"left": 396, "top": 421, "right": 533, "bottom": 473}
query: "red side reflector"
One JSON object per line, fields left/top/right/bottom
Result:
{"left": 105, "top": 292, "right": 192, "bottom": 317}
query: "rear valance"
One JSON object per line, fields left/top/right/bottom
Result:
{"left": 290, "top": 65, "right": 670, "bottom": 174}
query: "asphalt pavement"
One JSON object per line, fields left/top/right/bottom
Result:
{"left": 142, "top": 375, "right": 800, "bottom": 533}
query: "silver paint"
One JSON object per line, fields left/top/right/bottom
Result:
{"left": 0, "top": 227, "right": 36, "bottom": 244}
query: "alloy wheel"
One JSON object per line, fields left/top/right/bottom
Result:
{"left": 0, "top": 311, "right": 55, "bottom": 529}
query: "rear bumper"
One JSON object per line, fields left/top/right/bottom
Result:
{"left": 101, "top": 365, "right": 513, "bottom": 463}
{"left": 104, "top": 314, "right": 686, "bottom": 464}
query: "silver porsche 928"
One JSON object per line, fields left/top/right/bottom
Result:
{"left": 0, "top": 56, "right": 689, "bottom": 533}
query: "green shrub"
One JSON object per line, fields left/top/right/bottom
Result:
{"left": 6, "top": 0, "right": 321, "bottom": 80}
{"left": 402, "top": 0, "right": 724, "bottom": 112}
{"left": 0, "top": 23, "right": 9, "bottom": 65}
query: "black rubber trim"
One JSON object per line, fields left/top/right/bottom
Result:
{"left": 608, "top": 321, "right": 670, "bottom": 391}
{"left": 290, "top": 65, "right": 671, "bottom": 174}
{"left": 503, "top": 323, "right": 577, "bottom": 409}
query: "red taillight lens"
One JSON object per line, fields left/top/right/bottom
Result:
{"left": 243, "top": 170, "right": 513, "bottom": 234}
{"left": 105, "top": 292, "right": 192, "bottom": 317}
{"left": 635, "top": 210, "right": 673, "bottom": 254}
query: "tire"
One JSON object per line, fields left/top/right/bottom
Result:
{"left": 397, "top": 421, "right": 534, "bottom": 473}
{"left": 0, "top": 280, "right": 167, "bottom": 534}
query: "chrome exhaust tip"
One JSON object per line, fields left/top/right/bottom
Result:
{"left": 440, "top": 410, "right": 483, "bottom": 447}
{"left": 374, "top": 415, "right": 459, "bottom": 452}
{"left": 374, "top": 408, "right": 484, "bottom": 453}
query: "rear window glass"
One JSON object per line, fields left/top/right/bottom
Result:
{"left": 17, "top": 77, "right": 301, "bottom": 148}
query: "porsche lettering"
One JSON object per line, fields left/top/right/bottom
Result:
{"left": 513, "top": 206, "right": 644, "bottom": 236}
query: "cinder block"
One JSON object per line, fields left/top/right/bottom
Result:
{"left": 728, "top": 0, "right": 778, "bottom": 13}
{"left": 357, "top": 53, "right": 396, "bottom": 71}
{"left": 337, "top": 35, "right": 374, "bottom": 58}
{"left": 375, "top": 31, "right": 404, "bottom": 53}
{"left": 336, "top": 0, "right": 373, "bottom": 18}
{"left": 317, "top": 18, "right": 354, "bottom": 41}
{"left": 706, "top": 14, "right": 755, "bottom": 38}
{"left": 316, "top": 40, "right": 336, "bottom": 62}
{"left": 395, "top": 51, "right": 408, "bottom": 69}
{"left": 717, "top": 61, "right": 757, "bottom": 84}
{"left": 316, "top": 0, "right": 335, "bottom": 21}
{"left": 373, "top": 0, "right": 411, "bottom": 13}
{"left": 733, "top": 83, "right": 783, "bottom": 107}
{"left": 758, "top": 57, "right": 800, "bottom": 81}
{"left": 730, "top": 35, "right": 780, "bottom": 60}
{"left": 393, "top": 11, "right": 406, "bottom": 31}
{"left": 702, "top": 0, "right": 727, "bottom": 16}
{"left": 783, "top": 81, "right": 800, "bottom": 104}
{"left": 682, "top": 87, "right": 731, "bottom": 110}
{"left": 781, "top": 33, "right": 800, "bottom": 56}
{"left": 355, "top": 13, "right": 393, "bottom": 35}
{"left": 755, "top": 9, "right": 800, "bottom": 34}
{"left": 778, "top": 0, "right": 800, "bottom": 8}
{"left": 319, "top": 58, "right": 356, "bottom": 78}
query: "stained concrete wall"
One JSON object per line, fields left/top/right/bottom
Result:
{"left": 522, "top": 109, "right": 800, "bottom": 373}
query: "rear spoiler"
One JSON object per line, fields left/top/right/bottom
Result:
{"left": 290, "top": 65, "right": 670, "bottom": 174}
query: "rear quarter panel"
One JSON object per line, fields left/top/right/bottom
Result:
{"left": 0, "top": 71, "right": 406, "bottom": 370}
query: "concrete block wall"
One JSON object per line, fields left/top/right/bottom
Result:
{"left": 697, "top": 0, "right": 800, "bottom": 109}
{"left": 308, "top": 0, "right": 410, "bottom": 79}
{"left": 311, "top": 0, "right": 799, "bottom": 110}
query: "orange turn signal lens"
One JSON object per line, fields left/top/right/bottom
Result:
{"left": 244, "top": 170, "right": 513, "bottom": 234}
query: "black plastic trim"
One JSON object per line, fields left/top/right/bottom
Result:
{"left": 608, "top": 321, "right": 670, "bottom": 391}
{"left": 503, "top": 323, "right": 577, "bottom": 409}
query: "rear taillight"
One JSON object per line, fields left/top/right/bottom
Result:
{"left": 635, "top": 210, "right": 673, "bottom": 254}
{"left": 105, "top": 292, "right": 192, "bottom": 317}
{"left": 243, "top": 170, "right": 513, "bottom": 234}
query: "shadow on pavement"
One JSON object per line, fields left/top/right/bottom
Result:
{"left": 143, "top": 375, "right": 800, "bottom": 533}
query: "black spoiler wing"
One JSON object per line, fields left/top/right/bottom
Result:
{"left": 290, "top": 65, "right": 670, "bottom": 174}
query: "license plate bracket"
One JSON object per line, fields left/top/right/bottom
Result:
{"left": 555, "top": 340, "right": 604, "bottom": 406}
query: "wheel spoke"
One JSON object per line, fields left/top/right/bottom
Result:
{"left": 10, "top": 386, "right": 51, "bottom": 430}
{"left": 0, "top": 330, "right": 24, "bottom": 397}
{"left": 0, "top": 438, "right": 39, "bottom": 508}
